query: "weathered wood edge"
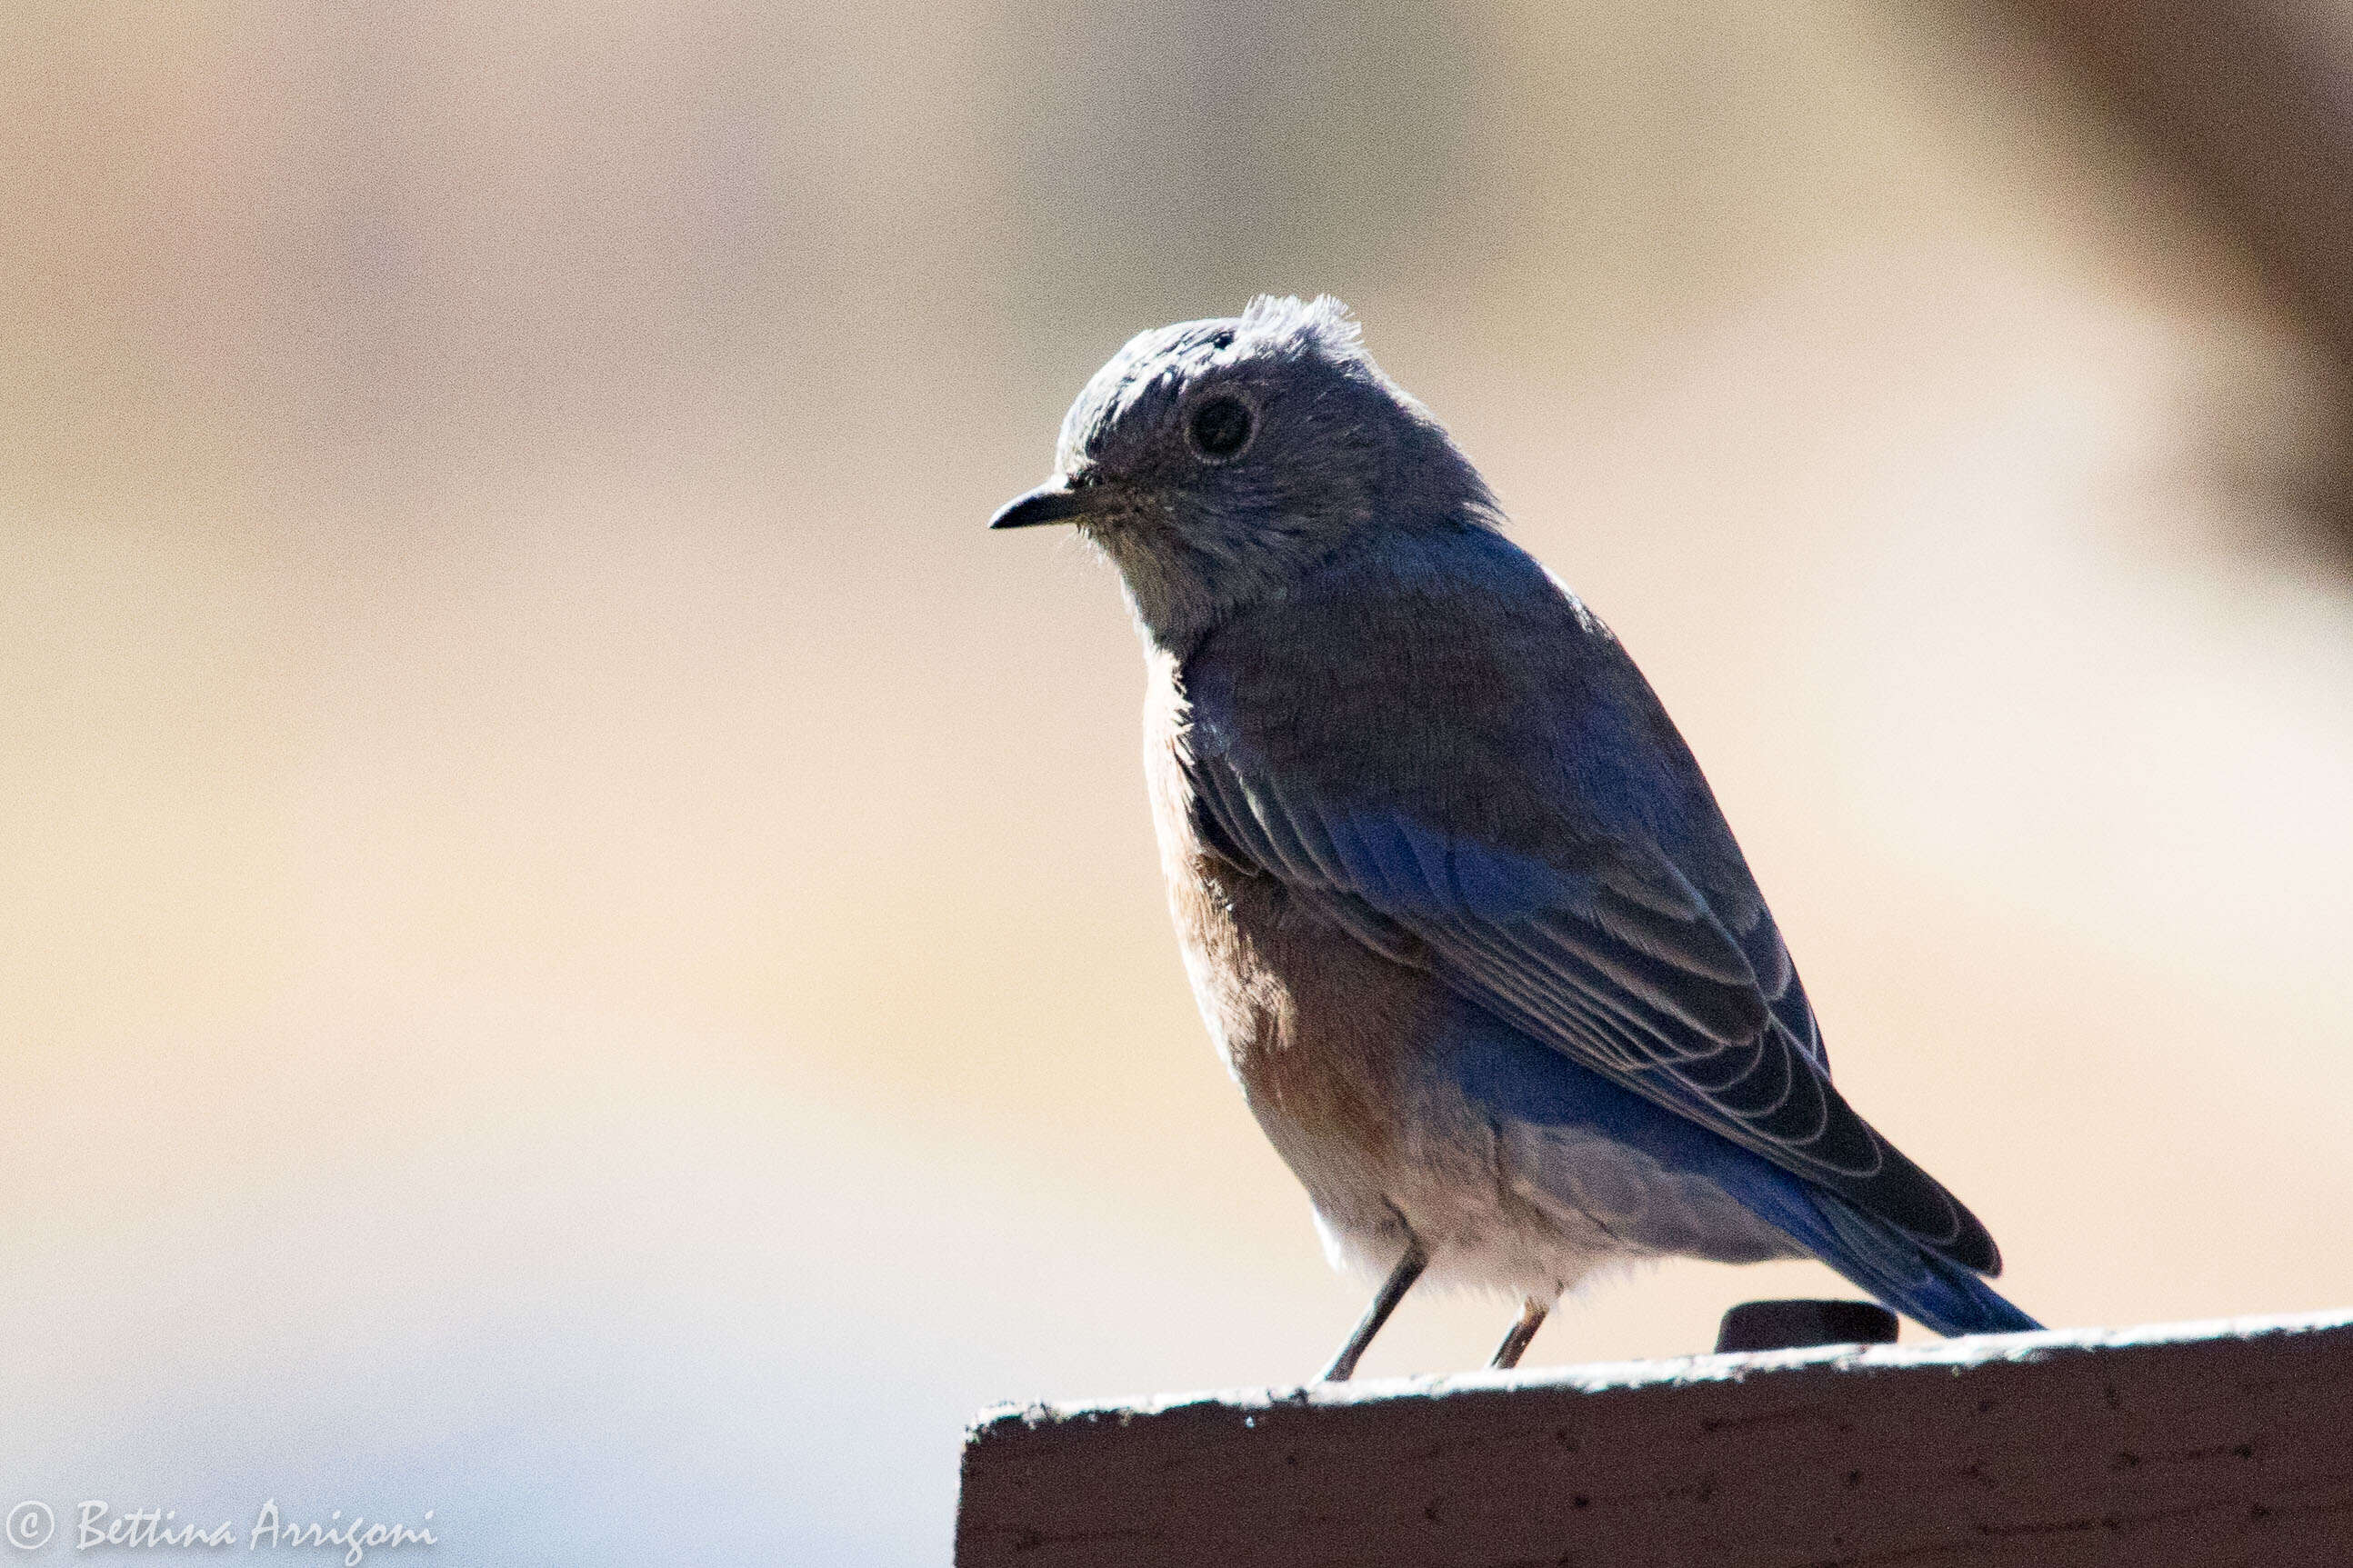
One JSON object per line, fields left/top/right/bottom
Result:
{"left": 965, "top": 1307, "right": 2353, "bottom": 1443}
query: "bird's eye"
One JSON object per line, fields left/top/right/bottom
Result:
{"left": 1187, "top": 395, "right": 1254, "bottom": 462}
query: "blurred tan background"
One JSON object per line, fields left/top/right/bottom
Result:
{"left": 5, "top": 2, "right": 2353, "bottom": 1563}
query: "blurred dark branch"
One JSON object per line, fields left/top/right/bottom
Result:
{"left": 2005, "top": 1, "right": 2353, "bottom": 355}
{"left": 2002, "top": 0, "right": 2353, "bottom": 543}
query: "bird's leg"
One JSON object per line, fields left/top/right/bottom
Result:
{"left": 1317, "top": 1238, "right": 1427, "bottom": 1383}
{"left": 1488, "top": 1297, "right": 1548, "bottom": 1371}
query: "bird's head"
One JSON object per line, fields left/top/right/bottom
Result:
{"left": 991, "top": 295, "right": 1495, "bottom": 650}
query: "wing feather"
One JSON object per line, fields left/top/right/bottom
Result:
{"left": 1185, "top": 748, "right": 1988, "bottom": 1268}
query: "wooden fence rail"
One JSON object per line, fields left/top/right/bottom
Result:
{"left": 957, "top": 1310, "right": 2353, "bottom": 1567}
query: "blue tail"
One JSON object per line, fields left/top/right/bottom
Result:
{"left": 1734, "top": 1178, "right": 2041, "bottom": 1338}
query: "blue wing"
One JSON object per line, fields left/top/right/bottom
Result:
{"left": 1178, "top": 526, "right": 2006, "bottom": 1278}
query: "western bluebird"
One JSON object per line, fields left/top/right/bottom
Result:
{"left": 992, "top": 295, "right": 2038, "bottom": 1379}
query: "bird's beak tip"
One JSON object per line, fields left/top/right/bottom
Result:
{"left": 989, "top": 479, "right": 1091, "bottom": 531}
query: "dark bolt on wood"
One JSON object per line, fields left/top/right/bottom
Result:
{"left": 956, "top": 1310, "right": 2353, "bottom": 1568}
{"left": 1713, "top": 1298, "right": 1899, "bottom": 1353}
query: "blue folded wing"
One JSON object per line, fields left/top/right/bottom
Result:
{"left": 1182, "top": 679, "right": 2005, "bottom": 1279}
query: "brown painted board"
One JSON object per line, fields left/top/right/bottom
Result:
{"left": 956, "top": 1311, "right": 2353, "bottom": 1568}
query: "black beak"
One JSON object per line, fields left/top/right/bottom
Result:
{"left": 989, "top": 478, "right": 1094, "bottom": 531}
